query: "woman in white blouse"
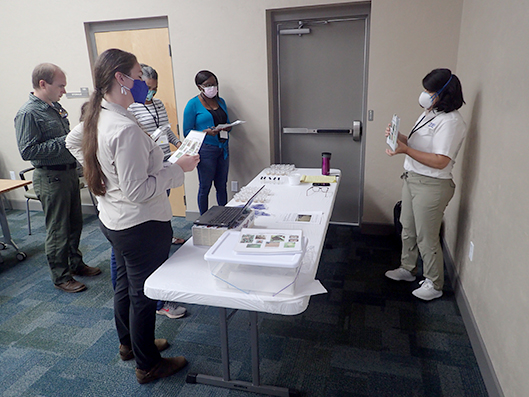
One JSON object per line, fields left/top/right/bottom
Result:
{"left": 384, "top": 68, "right": 466, "bottom": 302}
{"left": 79, "top": 48, "right": 199, "bottom": 384}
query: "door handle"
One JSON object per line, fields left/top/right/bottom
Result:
{"left": 352, "top": 120, "right": 362, "bottom": 141}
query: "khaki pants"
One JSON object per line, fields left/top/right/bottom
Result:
{"left": 399, "top": 172, "right": 455, "bottom": 290}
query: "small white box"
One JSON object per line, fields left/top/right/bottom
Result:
{"left": 192, "top": 210, "right": 255, "bottom": 246}
{"left": 204, "top": 230, "right": 305, "bottom": 296}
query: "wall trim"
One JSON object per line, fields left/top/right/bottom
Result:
{"left": 442, "top": 240, "right": 504, "bottom": 397}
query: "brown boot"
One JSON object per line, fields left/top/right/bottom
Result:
{"left": 136, "top": 356, "right": 188, "bottom": 384}
{"left": 54, "top": 279, "right": 86, "bottom": 293}
{"left": 72, "top": 264, "right": 101, "bottom": 277}
{"left": 119, "top": 339, "right": 170, "bottom": 361}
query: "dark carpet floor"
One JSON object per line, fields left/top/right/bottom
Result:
{"left": 0, "top": 209, "right": 488, "bottom": 396}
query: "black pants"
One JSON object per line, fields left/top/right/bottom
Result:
{"left": 100, "top": 220, "right": 172, "bottom": 370}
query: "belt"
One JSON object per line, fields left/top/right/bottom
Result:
{"left": 36, "top": 163, "right": 77, "bottom": 171}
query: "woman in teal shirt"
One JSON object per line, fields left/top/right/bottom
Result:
{"left": 183, "top": 70, "right": 231, "bottom": 214}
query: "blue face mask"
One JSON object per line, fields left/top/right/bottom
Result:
{"left": 123, "top": 75, "right": 149, "bottom": 104}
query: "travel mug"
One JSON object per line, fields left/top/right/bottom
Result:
{"left": 322, "top": 152, "right": 331, "bottom": 175}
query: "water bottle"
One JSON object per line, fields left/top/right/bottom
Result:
{"left": 322, "top": 152, "right": 331, "bottom": 175}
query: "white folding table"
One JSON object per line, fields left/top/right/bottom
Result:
{"left": 145, "top": 168, "right": 341, "bottom": 396}
{"left": 0, "top": 179, "right": 31, "bottom": 263}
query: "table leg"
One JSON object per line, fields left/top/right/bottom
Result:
{"left": 186, "top": 308, "right": 298, "bottom": 396}
{"left": 0, "top": 197, "right": 26, "bottom": 261}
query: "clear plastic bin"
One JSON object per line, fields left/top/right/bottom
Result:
{"left": 204, "top": 230, "right": 306, "bottom": 296}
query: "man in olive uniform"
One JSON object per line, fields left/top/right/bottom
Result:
{"left": 15, "top": 63, "right": 100, "bottom": 292}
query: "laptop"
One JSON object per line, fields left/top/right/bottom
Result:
{"left": 194, "top": 185, "right": 265, "bottom": 228}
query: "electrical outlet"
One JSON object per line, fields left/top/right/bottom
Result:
{"left": 231, "top": 181, "right": 238, "bottom": 192}
{"left": 9, "top": 171, "right": 16, "bottom": 180}
{"left": 469, "top": 241, "right": 474, "bottom": 261}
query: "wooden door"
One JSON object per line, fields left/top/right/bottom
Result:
{"left": 94, "top": 28, "right": 186, "bottom": 216}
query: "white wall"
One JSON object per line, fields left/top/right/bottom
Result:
{"left": 0, "top": 0, "right": 463, "bottom": 221}
{"left": 364, "top": 0, "right": 463, "bottom": 224}
{"left": 445, "top": 0, "right": 529, "bottom": 395}
{"left": 2, "top": 0, "right": 527, "bottom": 395}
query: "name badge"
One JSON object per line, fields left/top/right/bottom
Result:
{"left": 158, "top": 134, "right": 169, "bottom": 145}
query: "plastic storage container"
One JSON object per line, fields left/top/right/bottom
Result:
{"left": 204, "top": 230, "right": 306, "bottom": 296}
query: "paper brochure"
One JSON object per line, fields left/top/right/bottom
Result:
{"left": 167, "top": 130, "right": 206, "bottom": 163}
{"left": 386, "top": 114, "right": 400, "bottom": 151}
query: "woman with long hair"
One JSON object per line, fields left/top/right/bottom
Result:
{"left": 81, "top": 48, "right": 199, "bottom": 383}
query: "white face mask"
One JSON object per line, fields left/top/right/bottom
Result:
{"left": 418, "top": 91, "right": 435, "bottom": 109}
{"left": 202, "top": 85, "right": 218, "bottom": 99}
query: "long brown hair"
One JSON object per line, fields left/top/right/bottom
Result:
{"left": 82, "top": 49, "right": 137, "bottom": 196}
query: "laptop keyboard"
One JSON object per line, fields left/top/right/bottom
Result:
{"left": 209, "top": 207, "right": 243, "bottom": 224}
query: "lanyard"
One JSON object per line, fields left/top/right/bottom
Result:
{"left": 143, "top": 102, "right": 160, "bottom": 128}
{"left": 409, "top": 114, "right": 436, "bottom": 139}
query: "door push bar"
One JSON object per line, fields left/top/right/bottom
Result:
{"left": 282, "top": 120, "right": 362, "bottom": 141}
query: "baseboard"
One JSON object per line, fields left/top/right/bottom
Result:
{"left": 442, "top": 240, "right": 504, "bottom": 397}
{"left": 185, "top": 210, "right": 200, "bottom": 222}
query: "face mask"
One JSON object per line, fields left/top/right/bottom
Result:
{"left": 122, "top": 75, "right": 149, "bottom": 104}
{"left": 146, "top": 89, "right": 156, "bottom": 102}
{"left": 419, "top": 75, "right": 454, "bottom": 109}
{"left": 418, "top": 91, "right": 434, "bottom": 109}
{"left": 202, "top": 85, "right": 218, "bottom": 99}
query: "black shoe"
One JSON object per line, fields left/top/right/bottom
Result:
{"left": 72, "top": 265, "right": 101, "bottom": 277}
{"left": 54, "top": 279, "right": 87, "bottom": 293}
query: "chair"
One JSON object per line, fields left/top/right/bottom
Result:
{"left": 19, "top": 167, "right": 98, "bottom": 235}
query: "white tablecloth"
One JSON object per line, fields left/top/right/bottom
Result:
{"left": 144, "top": 168, "right": 341, "bottom": 315}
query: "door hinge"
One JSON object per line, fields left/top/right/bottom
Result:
{"left": 183, "top": 195, "right": 186, "bottom": 206}
{"left": 168, "top": 44, "right": 172, "bottom": 57}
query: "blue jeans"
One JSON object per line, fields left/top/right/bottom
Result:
{"left": 197, "top": 144, "right": 229, "bottom": 215}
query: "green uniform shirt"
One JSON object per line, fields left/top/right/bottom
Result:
{"left": 15, "top": 93, "right": 76, "bottom": 167}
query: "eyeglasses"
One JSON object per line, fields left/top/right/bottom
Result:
{"left": 306, "top": 186, "right": 329, "bottom": 197}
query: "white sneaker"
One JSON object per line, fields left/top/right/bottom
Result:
{"left": 156, "top": 302, "right": 187, "bottom": 319}
{"left": 385, "top": 268, "right": 416, "bottom": 282}
{"left": 412, "top": 279, "right": 443, "bottom": 301}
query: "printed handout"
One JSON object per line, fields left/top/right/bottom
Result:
{"left": 215, "top": 120, "right": 246, "bottom": 140}
{"left": 279, "top": 212, "right": 323, "bottom": 225}
{"left": 234, "top": 228, "right": 303, "bottom": 254}
{"left": 214, "top": 119, "right": 246, "bottom": 131}
{"left": 167, "top": 130, "right": 206, "bottom": 164}
{"left": 386, "top": 114, "right": 400, "bottom": 151}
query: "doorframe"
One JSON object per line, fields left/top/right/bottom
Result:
{"left": 84, "top": 16, "right": 169, "bottom": 68}
{"left": 266, "top": 3, "right": 371, "bottom": 225}
{"left": 84, "top": 16, "right": 187, "bottom": 217}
